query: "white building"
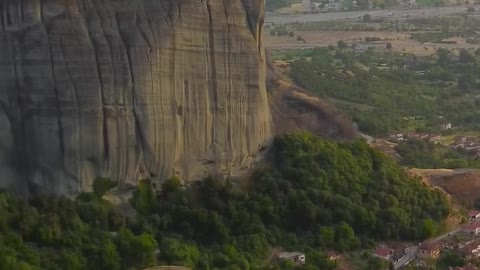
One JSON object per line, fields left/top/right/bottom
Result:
{"left": 441, "top": 122, "right": 452, "bottom": 131}
{"left": 277, "top": 252, "right": 306, "bottom": 265}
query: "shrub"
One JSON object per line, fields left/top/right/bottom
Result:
{"left": 92, "top": 177, "right": 117, "bottom": 197}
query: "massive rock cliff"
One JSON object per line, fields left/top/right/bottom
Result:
{"left": 0, "top": 0, "right": 272, "bottom": 195}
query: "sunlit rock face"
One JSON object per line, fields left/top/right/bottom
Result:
{"left": 0, "top": 0, "right": 271, "bottom": 195}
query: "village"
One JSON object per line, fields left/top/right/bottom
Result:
{"left": 370, "top": 210, "right": 480, "bottom": 269}
{"left": 273, "top": 211, "right": 480, "bottom": 269}
{"left": 387, "top": 127, "right": 480, "bottom": 158}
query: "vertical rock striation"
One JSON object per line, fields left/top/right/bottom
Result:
{"left": 0, "top": 0, "right": 271, "bottom": 195}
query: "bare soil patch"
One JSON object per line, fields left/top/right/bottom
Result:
{"left": 409, "top": 168, "right": 480, "bottom": 205}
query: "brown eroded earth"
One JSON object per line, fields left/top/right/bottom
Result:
{"left": 409, "top": 168, "right": 480, "bottom": 205}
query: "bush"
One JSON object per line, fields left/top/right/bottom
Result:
{"left": 363, "top": 14, "right": 372, "bottom": 22}
{"left": 365, "top": 37, "right": 382, "bottom": 42}
{"left": 337, "top": 40, "right": 348, "bottom": 49}
{"left": 130, "top": 179, "right": 156, "bottom": 216}
{"left": 161, "top": 176, "right": 182, "bottom": 193}
{"left": 92, "top": 177, "right": 117, "bottom": 197}
{"left": 459, "top": 49, "right": 476, "bottom": 63}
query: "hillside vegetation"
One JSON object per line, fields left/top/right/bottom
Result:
{"left": 289, "top": 47, "right": 480, "bottom": 136}
{"left": 0, "top": 133, "right": 450, "bottom": 270}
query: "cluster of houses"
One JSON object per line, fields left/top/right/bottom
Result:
{"left": 275, "top": 250, "right": 341, "bottom": 266}
{"left": 371, "top": 210, "right": 480, "bottom": 269}
{"left": 372, "top": 243, "right": 415, "bottom": 268}
{"left": 451, "top": 136, "right": 480, "bottom": 156}
{"left": 387, "top": 132, "right": 442, "bottom": 144}
{"left": 276, "top": 211, "right": 480, "bottom": 268}
{"left": 373, "top": 239, "right": 479, "bottom": 269}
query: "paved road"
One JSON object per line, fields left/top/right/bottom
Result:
{"left": 392, "top": 227, "right": 462, "bottom": 269}
{"left": 394, "top": 246, "right": 418, "bottom": 270}
{"left": 430, "top": 227, "right": 461, "bottom": 243}
{"left": 266, "top": 5, "right": 480, "bottom": 25}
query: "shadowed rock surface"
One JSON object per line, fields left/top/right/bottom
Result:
{"left": 0, "top": 0, "right": 271, "bottom": 195}
{"left": 266, "top": 53, "right": 357, "bottom": 140}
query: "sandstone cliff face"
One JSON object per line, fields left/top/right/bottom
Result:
{"left": 0, "top": 0, "right": 272, "bottom": 195}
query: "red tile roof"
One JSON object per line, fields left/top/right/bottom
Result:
{"left": 374, "top": 247, "right": 394, "bottom": 258}
{"left": 463, "top": 221, "right": 480, "bottom": 230}
{"left": 469, "top": 210, "right": 480, "bottom": 217}
{"left": 419, "top": 242, "right": 440, "bottom": 252}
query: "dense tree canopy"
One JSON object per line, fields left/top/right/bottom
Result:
{"left": 0, "top": 133, "right": 450, "bottom": 269}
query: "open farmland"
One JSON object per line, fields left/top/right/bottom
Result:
{"left": 265, "top": 30, "right": 479, "bottom": 56}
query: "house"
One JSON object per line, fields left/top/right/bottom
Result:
{"left": 388, "top": 133, "right": 405, "bottom": 141}
{"left": 417, "top": 242, "right": 441, "bottom": 259}
{"left": 441, "top": 122, "right": 453, "bottom": 131}
{"left": 373, "top": 247, "right": 394, "bottom": 260}
{"left": 462, "top": 222, "right": 480, "bottom": 236}
{"left": 461, "top": 242, "right": 480, "bottom": 259}
{"left": 277, "top": 252, "right": 306, "bottom": 265}
{"left": 456, "top": 232, "right": 475, "bottom": 249}
{"left": 427, "top": 134, "right": 442, "bottom": 144}
{"left": 326, "top": 251, "right": 341, "bottom": 261}
{"left": 391, "top": 243, "right": 412, "bottom": 262}
{"left": 469, "top": 210, "right": 480, "bottom": 221}
{"left": 438, "top": 238, "right": 457, "bottom": 250}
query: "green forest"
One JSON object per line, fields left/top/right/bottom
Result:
{"left": 0, "top": 133, "right": 450, "bottom": 270}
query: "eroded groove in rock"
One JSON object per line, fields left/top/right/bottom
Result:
{"left": 0, "top": 0, "right": 272, "bottom": 195}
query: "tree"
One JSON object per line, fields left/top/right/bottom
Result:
{"left": 117, "top": 228, "right": 157, "bottom": 269}
{"left": 97, "top": 239, "right": 121, "bottom": 270}
{"left": 363, "top": 14, "right": 372, "bottom": 22}
{"left": 92, "top": 177, "right": 116, "bottom": 197}
{"left": 420, "top": 219, "right": 437, "bottom": 239}
{"left": 159, "top": 238, "right": 200, "bottom": 268}
{"left": 458, "top": 74, "right": 476, "bottom": 92}
{"left": 475, "top": 48, "right": 480, "bottom": 55}
{"left": 467, "top": 6, "right": 475, "bottom": 12}
{"left": 439, "top": 252, "right": 465, "bottom": 267}
{"left": 437, "top": 48, "right": 451, "bottom": 67}
{"left": 365, "top": 256, "right": 388, "bottom": 270}
{"left": 337, "top": 40, "right": 348, "bottom": 49}
{"left": 161, "top": 176, "right": 182, "bottom": 193}
{"left": 318, "top": 227, "right": 335, "bottom": 248}
{"left": 335, "top": 222, "right": 358, "bottom": 251}
{"left": 386, "top": 43, "right": 392, "bottom": 50}
{"left": 459, "top": 49, "right": 476, "bottom": 63}
{"left": 131, "top": 179, "right": 156, "bottom": 216}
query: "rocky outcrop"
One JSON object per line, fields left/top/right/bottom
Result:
{"left": 0, "top": 0, "right": 272, "bottom": 195}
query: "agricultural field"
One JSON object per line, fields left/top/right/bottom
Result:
{"left": 267, "top": 6, "right": 480, "bottom": 52}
